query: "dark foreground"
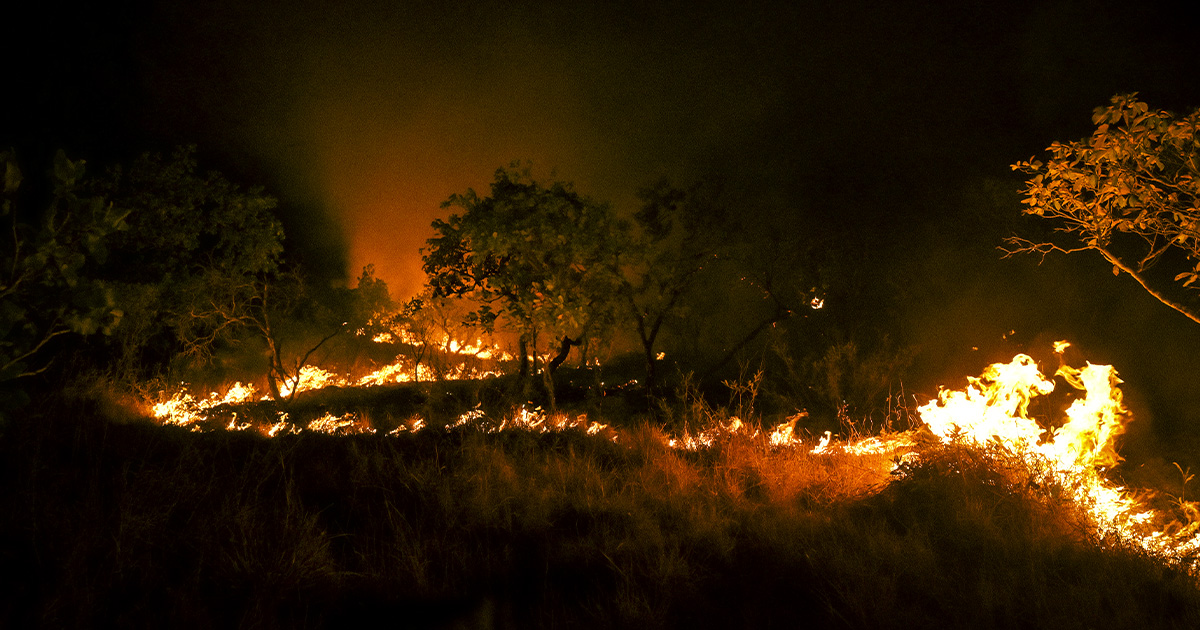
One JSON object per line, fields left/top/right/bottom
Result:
{"left": 2, "top": 396, "right": 1199, "bottom": 629}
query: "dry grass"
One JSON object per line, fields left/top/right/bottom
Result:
{"left": 1, "top": 393, "right": 1199, "bottom": 629}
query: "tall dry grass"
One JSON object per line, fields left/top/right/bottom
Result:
{"left": 1, "top": 392, "right": 1198, "bottom": 628}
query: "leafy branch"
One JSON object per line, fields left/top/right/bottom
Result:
{"left": 1006, "top": 93, "right": 1200, "bottom": 324}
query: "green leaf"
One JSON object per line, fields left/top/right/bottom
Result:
{"left": 3, "top": 157, "right": 21, "bottom": 194}
{"left": 52, "top": 150, "right": 85, "bottom": 188}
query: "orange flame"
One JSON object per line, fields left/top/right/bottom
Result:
{"left": 144, "top": 337, "right": 1200, "bottom": 568}
{"left": 918, "top": 349, "right": 1200, "bottom": 563}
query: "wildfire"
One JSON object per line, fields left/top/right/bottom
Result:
{"left": 152, "top": 381, "right": 259, "bottom": 430}
{"left": 276, "top": 365, "right": 345, "bottom": 399}
{"left": 360, "top": 321, "right": 514, "bottom": 362}
{"left": 143, "top": 338, "right": 1200, "bottom": 569}
{"left": 918, "top": 348, "right": 1200, "bottom": 563}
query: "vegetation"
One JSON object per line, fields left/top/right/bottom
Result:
{"left": 80, "top": 146, "right": 287, "bottom": 377}
{"left": 620, "top": 180, "right": 730, "bottom": 390}
{"left": 423, "top": 164, "right": 626, "bottom": 404}
{"left": 1009, "top": 93, "right": 1200, "bottom": 324}
{"left": 2, "top": 391, "right": 1198, "bottom": 629}
{"left": 0, "top": 150, "right": 126, "bottom": 422}
{"left": 0, "top": 147, "right": 394, "bottom": 410}
{"left": 421, "top": 166, "right": 834, "bottom": 407}
{"left": 6, "top": 141, "right": 1198, "bottom": 628}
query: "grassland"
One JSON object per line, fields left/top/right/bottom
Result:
{"left": 2, "top": 382, "right": 1199, "bottom": 629}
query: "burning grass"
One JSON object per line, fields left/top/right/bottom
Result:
{"left": 4, "top": 347, "right": 1200, "bottom": 627}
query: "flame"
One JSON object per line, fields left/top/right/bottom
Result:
{"left": 918, "top": 354, "right": 1053, "bottom": 450}
{"left": 305, "top": 411, "right": 370, "bottom": 435}
{"left": 152, "top": 382, "right": 260, "bottom": 429}
{"left": 768, "top": 412, "right": 803, "bottom": 446}
{"left": 359, "top": 317, "right": 512, "bottom": 362}
{"left": 918, "top": 349, "right": 1200, "bottom": 563}
{"left": 276, "top": 365, "right": 347, "bottom": 399}
{"left": 142, "top": 336, "right": 1200, "bottom": 567}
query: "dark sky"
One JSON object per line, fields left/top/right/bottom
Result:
{"left": 5, "top": 0, "right": 1200, "bottom": 429}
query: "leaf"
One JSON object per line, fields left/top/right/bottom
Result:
{"left": 1113, "top": 265, "right": 1120, "bottom": 276}
{"left": 52, "top": 150, "right": 85, "bottom": 188}
{"left": 3, "top": 158, "right": 21, "bottom": 194}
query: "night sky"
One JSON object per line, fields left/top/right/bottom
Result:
{"left": 5, "top": 1, "right": 1200, "bottom": 432}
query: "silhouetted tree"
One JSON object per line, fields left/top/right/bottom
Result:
{"left": 620, "top": 179, "right": 729, "bottom": 390}
{"left": 0, "top": 150, "right": 126, "bottom": 421}
{"left": 84, "top": 146, "right": 286, "bottom": 378}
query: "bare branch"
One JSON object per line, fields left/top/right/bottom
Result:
{"left": 1098, "top": 246, "right": 1200, "bottom": 325}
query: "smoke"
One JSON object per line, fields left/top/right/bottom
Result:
{"left": 91, "top": 0, "right": 1200, "bottom": 422}
{"left": 131, "top": 0, "right": 816, "bottom": 295}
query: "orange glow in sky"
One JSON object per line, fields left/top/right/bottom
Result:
{"left": 297, "top": 56, "right": 618, "bottom": 298}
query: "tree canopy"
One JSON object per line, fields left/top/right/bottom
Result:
{"left": 84, "top": 146, "right": 286, "bottom": 376}
{"left": 0, "top": 150, "right": 126, "bottom": 383}
{"left": 1008, "top": 93, "right": 1200, "bottom": 324}
{"left": 422, "top": 164, "right": 625, "bottom": 377}
{"left": 0, "top": 150, "right": 129, "bottom": 423}
{"left": 621, "top": 179, "right": 729, "bottom": 389}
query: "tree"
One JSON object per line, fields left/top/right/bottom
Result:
{"left": 698, "top": 229, "right": 829, "bottom": 384}
{"left": 1007, "top": 93, "right": 1200, "bottom": 324}
{"left": 83, "top": 146, "right": 286, "bottom": 378}
{"left": 620, "top": 179, "right": 729, "bottom": 390}
{"left": 0, "top": 150, "right": 126, "bottom": 419}
{"left": 393, "top": 290, "right": 494, "bottom": 381}
{"left": 422, "top": 164, "right": 625, "bottom": 404}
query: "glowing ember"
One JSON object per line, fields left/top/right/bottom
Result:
{"left": 305, "top": 412, "right": 369, "bottom": 435}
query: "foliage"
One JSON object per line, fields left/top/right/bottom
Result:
{"left": 250, "top": 270, "right": 346, "bottom": 401}
{"left": 5, "top": 398, "right": 1200, "bottom": 628}
{"left": 690, "top": 225, "right": 829, "bottom": 387}
{"left": 0, "top": 150, "right": 126, "bottom": 418}
{"left": 1008, "top": 93, "right": 1200, "bottom": 324}
{"left": 62, "top": 146, "right": 370, "bottom": 402}
{"left": 422, "top": 164, "right": 625, "bottom": 377}
{"left": 806, "top": 338, "right": 912, "bottom": 429}
{"left": 621, "top": 180, "right": 729, "bottom": 389}
{"left": 82, "top": 146, "right": 285, "bottom": 376}
{"left": 397, "top": 290, "right": 494, "bottom": 380}
{"left": 423, "top": 165, "right": 834, "bottom": 397}
{"left": 343, "top": 264, "right": 393, "bottom": 333}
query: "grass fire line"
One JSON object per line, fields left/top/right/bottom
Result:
{"left": 146, "top": 340, "right": 1200, "bottom": 571}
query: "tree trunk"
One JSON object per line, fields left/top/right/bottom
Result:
{"left": 1100, "top": 246, "right": 1200, "bottom": 325}
{"left": 518, "top": 336, "right": 530, "bottom": 378}
{"left": 641, "top": 333, "right": 657, "bottom": 392}
{"left": 542, "top": 365, "right": 557, "bottom": 411}
{"left": 701, "top": 306, "right": 792, "bottom": 383}
{"left": 548, "top": 335, "right": 579, "bottom": 374}
{"left": 266, "top": 369, "right": 283, "bottom": 401}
